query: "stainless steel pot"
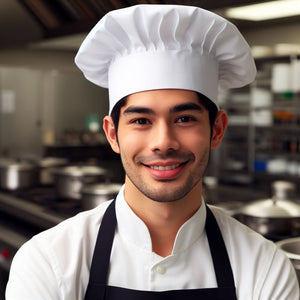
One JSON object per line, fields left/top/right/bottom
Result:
{"left": 36, "top": 157, "right": 68, "bottom": 185}
{"left": 0, "top": 159, "right": 39, "bottom": 190}
{"left": 276, "top": 237, "right": 300, "bottom": 283}
{"left": 54, "top": 166, "right": 107, "bottom": 200}
{"left": 81, "top": 183, "right": 122, "bottom": 210}
{"left": 234, "top": 181, "right": 300, "bottom": 238}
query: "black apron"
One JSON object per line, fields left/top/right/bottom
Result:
{"left": 84, "top": 200, "right": 237, "bottom": 300}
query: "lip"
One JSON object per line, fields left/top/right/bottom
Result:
{"left": 144, "top": 161, "right": 187, "bottom": 180}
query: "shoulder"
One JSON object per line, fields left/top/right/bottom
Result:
{"left": 209, "top": 204, "right": 269, "bottom": 245}
{"left": 37, "top": 200, "right": 112, "bottom": 242}
{"left": 208, "top": 204, "right": 278, "bottom": 272}
{"left": 29, "top": 199, "right": 113, "bottom": 263}
{"left": 208, "top": 205, "right": 299, "bottom": 299}
{"left": 209, "top": 204, "right": 284, "bottom": 263}
{"left": 6, "top": 200, "right": 113, "bottom": 299}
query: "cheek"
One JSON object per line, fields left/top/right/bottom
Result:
{"left": 182, "top": 130, "right": 210, "bottom": 149}
{"left": 118, "top": 131, "right": 147, "bottom": 156}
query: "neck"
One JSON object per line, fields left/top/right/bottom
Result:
{"left": 124, "top": 178, "right": 202, "bottom": 257}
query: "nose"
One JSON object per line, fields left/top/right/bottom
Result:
{"left": 149, "top": 121, "right": 180, "bottom": 153}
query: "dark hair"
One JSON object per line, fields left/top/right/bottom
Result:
{"left": 110, "top": 92, "right": 218, "bottom": 133}
{"left": 110, "top": 96, "right": 128, "bottom": 133}
{"left": 196, "top": 93, "right": 218, "bottom": 130}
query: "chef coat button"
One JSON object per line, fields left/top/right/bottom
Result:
{"left": 156, "top": 265, "right": 166, "bottom": 275}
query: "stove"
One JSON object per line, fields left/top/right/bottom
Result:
{"left": 0, "top": 187, "right": 81, "bottom": 226}
{"left": 0, "top": 186, "right": 82, "bottom": 299}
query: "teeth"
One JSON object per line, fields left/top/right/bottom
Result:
{"left": 150, "top": 164, "right": 180, "bottom": 171}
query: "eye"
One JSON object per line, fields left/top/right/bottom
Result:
{"left": 176, "top": 116, "right": 197, "bottom": 123}
{"left": 132, "top": 118, "right": 151, "bottom": 125}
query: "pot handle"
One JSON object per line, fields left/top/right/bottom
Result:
{"left": 272, "top": 196, "right": 278, "bottom": 205}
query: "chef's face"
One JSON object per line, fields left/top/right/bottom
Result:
{"left": 104, "top": 89, "right": 227, "bottom": 202}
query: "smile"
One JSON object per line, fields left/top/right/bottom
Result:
{"left": 149, "top": 164, "right": 181, "bottom": 171}
{"left": 144, "top": 161, "right": 188, "bottom": 180}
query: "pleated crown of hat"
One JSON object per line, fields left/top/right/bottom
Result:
{"left": 75, "top": 4, "right": 256, "bottom": 113}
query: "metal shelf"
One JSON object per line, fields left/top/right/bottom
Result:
{"left": 217, "top": 55, "right": 300, "bottom": 185}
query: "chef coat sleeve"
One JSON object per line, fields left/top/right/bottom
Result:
{"left": 258, "top": 247, "right": 299, "bottom": 300}
{"left": 6, "top": 237, "right": 61, "bottom": 299}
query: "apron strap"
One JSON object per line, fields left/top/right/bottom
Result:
{"left": 205, "top": 205, "right": 236, "bottom": 290}
{"left": 85, "top": 200, "right": 117, "bottom": 299}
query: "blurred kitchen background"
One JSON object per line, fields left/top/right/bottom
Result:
{"left": 2, "top": 0, "right": 300, "bottom": 296}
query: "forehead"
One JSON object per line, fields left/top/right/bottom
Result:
{"left": 123, "top": 89, "right": 201, "bottom": 110}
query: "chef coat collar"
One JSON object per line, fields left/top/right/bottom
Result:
{"left": 115, "top": 185, "right": 207, "bottom": 256}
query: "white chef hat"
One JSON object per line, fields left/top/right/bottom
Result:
{"left": 75, "top": 4, "right": 256, "bottom": 113}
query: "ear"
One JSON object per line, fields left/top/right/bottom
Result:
{"left": 103, "top": 116, "right": 120, "bottom": 154}
{"left": 210, "top": 110, "right": 228, "bottom": 149}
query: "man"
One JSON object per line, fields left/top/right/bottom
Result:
{"left": 6, "top": 4, "right": 299, "bottom": 300}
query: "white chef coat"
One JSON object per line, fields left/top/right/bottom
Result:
{"left": 6, "top": 185, "right": 299, "bottom": 299}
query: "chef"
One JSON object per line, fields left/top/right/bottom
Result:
{"left": 6, "top": 4, "right": 299, "bottom": 300}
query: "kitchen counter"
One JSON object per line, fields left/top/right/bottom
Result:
{"left": 0, "top": 191, "right": 66, "bottom": 230}
{"left": 204, "top": 183, "right": 269, "bottom": 205}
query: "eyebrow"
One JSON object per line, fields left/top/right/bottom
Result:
{"left": 169, "top": 102, "right": 203, "bottom": 113}
{"left": 123, "top": 106, "right": 155, "bottom": 115}
{"left": 123, "top": 102, "right": 203, "bottom": 115}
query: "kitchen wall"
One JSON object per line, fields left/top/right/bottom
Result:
{"left": 0, "top": 49, "right": 108, "bottom": 158}
{"left": 0, "top": 67, "right": 44, "bottom": 157}
{"left": 242, "top": 21, "right": 300, "bottom": 47}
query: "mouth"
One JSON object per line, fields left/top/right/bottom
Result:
{"left": 144, "top": 161, "right": 188, "bottom": 180}
{"left": 149, "top": 163, "right": 182, "bottom": 171}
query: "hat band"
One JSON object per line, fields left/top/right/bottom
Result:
{"left": 108, "top": 50, "right": 218, "bottom": 113}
